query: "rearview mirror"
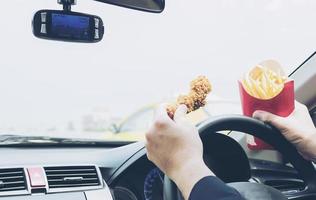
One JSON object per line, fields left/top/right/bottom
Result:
{"left": 95, "top": 0, "right": 165, "bottom": 13}
{"left": 32, "top": 10, "right": 104, "bottom": 43}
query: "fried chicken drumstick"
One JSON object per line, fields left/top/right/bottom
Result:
{"left": 166, "top": 76, "right": 212, "bottom": 119}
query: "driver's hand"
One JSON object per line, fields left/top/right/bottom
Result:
{"left": 253, "top": 101, "right": 316, "bottom": 161}
{"left": 145, "top": 104, "right": 213, "bottom": 200}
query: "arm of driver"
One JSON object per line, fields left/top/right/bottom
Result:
{"left": 145, "top": 104, "right": 214, "bottom": 200}
{"left": 172, "top": 105, "right": 215, "bottom": 200}
{"left": 189, "top": 176, "right": 245, "bottom": 200}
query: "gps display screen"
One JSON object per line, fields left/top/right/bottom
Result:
{"left": 51, "top": 13, "right": 90, "bottom": 40}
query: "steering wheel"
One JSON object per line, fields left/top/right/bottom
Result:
{"left": 163, "top": 115, "right": 316, "bottom": 200}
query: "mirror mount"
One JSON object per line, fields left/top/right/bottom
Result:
{"left": 58, "top": 0, "right": 77, "bottom": 11}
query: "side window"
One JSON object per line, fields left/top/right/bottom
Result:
{"left": 119, "top": 108, "right": 154, "bottom": 133}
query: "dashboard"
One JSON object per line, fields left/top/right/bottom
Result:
{"left": 0, "top": 138, "right": 308, "bottom": 200}
{"left": 0, "top": 143, "right": 144, "bottom": 200}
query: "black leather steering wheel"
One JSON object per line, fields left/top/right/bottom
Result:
{"left": 163, "top": 115, "right": 316, "bottom": 200}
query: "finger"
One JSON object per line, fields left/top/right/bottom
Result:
{"left": 294, "top": 100, "right": 304, "bottom": 110}
{"left": 154, "top": 104, "right": 172, "bottom": 122}
{"left": 145, "top": 127, "right": 153, "bottom": 143}
{"left": 152, "top": 104, "right": 173, "bottom": 129}
{"left": 295, "top": 100, "right": 304, "bottom": 107}
{"left": 295, "top": 100, "right": 308, "bottom": 112}
{"left": 253, "top": 110, "right": 287, "bottom": 130}
{"left": 174, "top": 104, "right": 188, "bottom": 123}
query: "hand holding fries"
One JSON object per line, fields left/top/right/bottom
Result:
{"left": 239, "top": 60, "right": 295, "bottom": 150}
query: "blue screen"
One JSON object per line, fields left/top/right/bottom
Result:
{"left": 51, "top": 13, "right": 90, "bottom": 40}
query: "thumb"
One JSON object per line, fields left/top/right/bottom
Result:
{"left": 253, "top": 110, "right": 287, "bottom": 131}
{"left": 174, "top": 104, "right": 188, "bottom": 123}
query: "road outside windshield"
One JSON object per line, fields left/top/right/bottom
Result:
{"left": 0, "top": 0, "right": 315, "bottom": 142}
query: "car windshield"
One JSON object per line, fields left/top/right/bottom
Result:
{"left": 0, "top": 0, "right": 315, "bottom": 142}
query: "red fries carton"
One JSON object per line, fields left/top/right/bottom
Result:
{"left": 238, "top": 60, "right": 295, "bottom": 150}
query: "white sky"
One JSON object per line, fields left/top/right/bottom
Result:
{"left": 0, "top": 0, "right": 315, "bottom": 131}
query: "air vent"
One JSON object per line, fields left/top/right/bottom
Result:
{"left": 44, "top": 166, "right": 102, "bottom": 190}
{"left": 0, "top": 168, "right": 27, "bottom": 192}
{"left": 264, "top": 179, "right": 305, "bottom": 191}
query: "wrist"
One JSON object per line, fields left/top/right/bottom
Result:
{"left": 301, "top": 129, "right": 316, "bottom": 161}
{"left": 170, "top": 158, "right": 214, "bottom": 200}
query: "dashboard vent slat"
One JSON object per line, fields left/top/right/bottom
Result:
{"left": 47, "top": 172, "right": 96, "bottom": 177}
{"left": 0, "top": 168, "right": 27, "bottom": 192}
{"left": 44, "top": 166, "right": 101, "bottom": 190}
{"left": 264, "top": 179, "right": 306, "bottom": 191}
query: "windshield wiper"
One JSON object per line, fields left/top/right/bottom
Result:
{"left": 0, "top": 134, "right": 132, "bottom": 147}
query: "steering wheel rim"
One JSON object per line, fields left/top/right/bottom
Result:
{"left": 163, "top": 115, "right": 316, "bottom": 200}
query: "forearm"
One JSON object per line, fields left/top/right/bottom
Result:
{"left": 189, "top": 176, "right": 244, "bottom": 200}
{"left": 302, "top": 129, "right": 316, "bottom": 162}
{"left": 171, "top": 159, "right": 214, "bottom": 200}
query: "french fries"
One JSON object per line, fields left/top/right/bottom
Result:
{"left": 241, "top": 64, "right": 287, "bottom": 99}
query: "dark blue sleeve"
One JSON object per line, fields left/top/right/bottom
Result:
{"left": 189, "top": 176, "right": 244, "bottom": 200}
